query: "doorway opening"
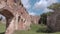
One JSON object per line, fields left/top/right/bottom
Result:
{"left": 0, "top": 9, "right": 14, "bottom": 34}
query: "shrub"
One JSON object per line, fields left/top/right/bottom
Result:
{"left": 36, "top": 24, "right": 47, "bottom": 33}
{"left": 46, "top": 26, "right": 54, "bottom": 33}
{"left": 36, "top": 24, "right": 54, "bottom": 33}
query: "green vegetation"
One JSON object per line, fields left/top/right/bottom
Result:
{"left": 13, "top": 24, "right": 47, "bottom": 34}
{"left": 40, "top": 13, "right": 47, "bottom": 25}
{"left": 48, "top": 3, "right": 60, "bottom": 9}
{"left": 0, "top": 22, "right": 6, "bottom": 34}
{"left": 0, "top": 22, "right": 60, "bottom": 34}
{"left": 13, "top": 24, "right": 60, "bottom": 34}
{"left": 39, "top": 11, "right": 53, "bottom": 25}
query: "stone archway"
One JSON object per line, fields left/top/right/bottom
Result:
{"left": 0, "top": 9, "right": 14, "bottom": 28}
{"left": 0, "top": 9, "right": 14, "bottom": 34}
{"left": 0, "top": 0, "right": 32, "bottom": 34}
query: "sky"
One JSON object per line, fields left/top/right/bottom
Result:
{"left": 21, "top": 0, "right": 60, "bottom": 16}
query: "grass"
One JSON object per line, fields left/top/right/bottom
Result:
{"left": 0, "top": 22, "right": 60, "bottom": 34}
{"left": 13, "top": 30, "right": 49, "bottom": 34}
{"left": 0, "top": 22, "right": 6, "bottom": 34}
{"left": 13, "top": 24, "right": 55, "bottom": 34}
{"left": 13, "top": 24, "right": 60, "bottom": 34}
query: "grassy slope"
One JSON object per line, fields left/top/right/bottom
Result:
{"left": 0, "top": 22, "right": 60, "bottom": 34}
{"left": 0, "top": 22, "right": 6, "bottom": 33}
{"left": 13, "top": 24, "right": 60, "bottom": 34}
{"left": 13, "top": 24, "right": 47, "bottom": 34}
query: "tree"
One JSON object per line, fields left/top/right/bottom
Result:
{"left": 39, "top": 13, "right": 47, "bottom": 25}
{"left": 39, "top": 12, "right": 53, "bottom": 25}
{"left": 48, "top": 3, "right": 60, "bottom": 10}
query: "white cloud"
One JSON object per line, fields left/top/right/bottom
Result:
{"left": 34, "top": 0, "right": 58, "bottom": 13}
{"left": 34, "top": 0, "right": 58, "bottom": 9}
{"left": 21, "top": 0, "right": 31, "bottom": 9}
{"left": 34, "top": 0, "right": 47, "bottom": 9}
{"left": 43, "top": 8, "right": 54, "bottom": 13}
{"left": 29, "top": 12, "right": 36, "bottom": 16}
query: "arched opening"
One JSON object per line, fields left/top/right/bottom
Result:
{"left": 0, "top": 9, "right": 14, "bottom": 34}
{"left": 0, "top": 14, "right": 6, "bottom": 34}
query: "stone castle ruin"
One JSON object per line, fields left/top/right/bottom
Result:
{"left": 47, "top": 4, "right": 60, "bottom": 32}
{"left": 30, "top": 15, "right": 40, "bottom": 24}
{"left": 0, "top": 0, "right": 31, "bottom": 34}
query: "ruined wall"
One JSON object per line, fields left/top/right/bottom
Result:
{"left": 17, "top": 5, "right": 31, "bottom": 30}
{"left": 47, "top": 8, "right": 60, "bottom": 32}
{"left": 30, "top": 15, "right": 40, "bottom": 24}
{"left": 0, "top": 0, "right": 31, "bottom": 34}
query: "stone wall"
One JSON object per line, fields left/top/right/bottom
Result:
{"left": 30, "top": 15, "right": 40, "bottom": 24}
{"left": 0, "top": 0, "right": 31, "bottom": 34}
{"left": 47, "top": 8, "right": 60, "bottom": 32}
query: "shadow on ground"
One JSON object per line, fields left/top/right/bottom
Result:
{"left": 0, "top": 32, "right": 5, "bottom": 34}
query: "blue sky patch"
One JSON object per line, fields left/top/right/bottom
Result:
{"left": 21, "top": 0, "right": 60, "bottom": 16}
